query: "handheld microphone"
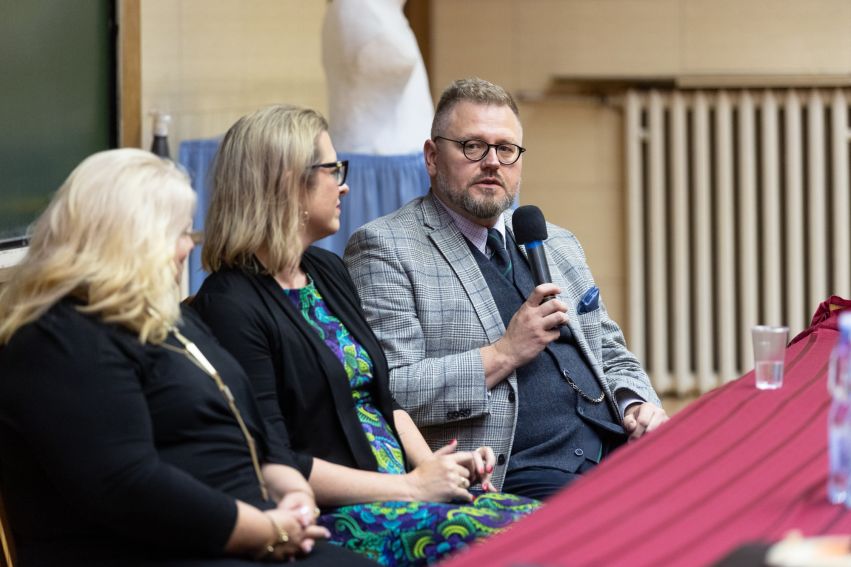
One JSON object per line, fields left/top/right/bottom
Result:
{"left": 513, "top": 205, "right": 554, "bottom": 302}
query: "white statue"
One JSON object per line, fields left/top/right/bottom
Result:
{"left": 322, "top": 0, "right": 434, "bottom": 155}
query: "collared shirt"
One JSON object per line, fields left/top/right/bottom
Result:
{"left": 432, "top": 193, "right": 506, "bottom": 258}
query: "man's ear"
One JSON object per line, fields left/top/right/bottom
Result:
{"left": 424, "top": 138, "right": 439, "bottom": 177}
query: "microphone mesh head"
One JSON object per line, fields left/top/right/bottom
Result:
{"left": 512, "top": 205, "right": 548, "bottom": 244}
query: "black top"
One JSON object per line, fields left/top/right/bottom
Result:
{"left": 0, "top": 299, "right": 292, "bottom": 565}
{"left": 192, "top": 247, "right": 405, "bottom": 477}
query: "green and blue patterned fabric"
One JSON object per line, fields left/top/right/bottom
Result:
{"left": 283, "top": 277, "right": 404, "bottom": 474}
{"left": 283, "top": 279, "right": 540, "bottom": 566}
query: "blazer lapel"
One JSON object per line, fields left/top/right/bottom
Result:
{"left": 250, "top": 272, "right": 379, "bottom": 471}
{"left": 421, "top": 194, "right": 506, "bottom": 344}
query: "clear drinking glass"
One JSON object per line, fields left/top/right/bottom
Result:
{"left": 752, "top": 325, "right": 790, "bottom": 390}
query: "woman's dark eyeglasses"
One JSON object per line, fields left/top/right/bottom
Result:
{"left": 433, "top": 136, "right": 526, "bottom": 165}
{"left": 310, "top": 160, "right": 349, "bottom": 186}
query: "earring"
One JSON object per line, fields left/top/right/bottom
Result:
{"left": 300, "top": 210, "right": 309, "bottom": 227}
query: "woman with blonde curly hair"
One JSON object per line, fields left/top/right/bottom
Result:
{"left": 193, "top": 105, "right": 540, "bottom": 567}
{"left": 0, "top": 149, "right": 372, "bottom": 567}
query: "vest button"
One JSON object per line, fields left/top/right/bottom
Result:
{"left": 574, "top": 448, "right": 584, "bottom": 457}
{"left": 508, "top": 391, "right": 516, "bottom": 402}
{"left": 497, "top": 454, "right": 506, "bottom": 466}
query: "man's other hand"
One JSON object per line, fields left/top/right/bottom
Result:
{"left": 623, "top": 402, "right": 669, "bottom": 441}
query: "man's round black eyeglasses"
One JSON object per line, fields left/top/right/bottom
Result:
{"left": 433, "top": 136, "right": 526, "bottom": 165}
{"left": 310, "top": 160, "right": 349, "bottom": 186}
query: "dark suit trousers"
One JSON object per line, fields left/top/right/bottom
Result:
{"left": 502, "top": 460, "right": 598, "bottom": 500}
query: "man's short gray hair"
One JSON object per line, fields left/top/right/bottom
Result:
{"left": 431, "top": 77, "right": 520, "bottom": 138}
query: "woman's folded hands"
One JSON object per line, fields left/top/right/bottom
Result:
{"left": 405, "top": 439, "right": 498, "bottom": 502}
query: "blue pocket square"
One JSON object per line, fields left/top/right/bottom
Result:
{"left": 578, "top": 286, "right": 600, "bottom": 313}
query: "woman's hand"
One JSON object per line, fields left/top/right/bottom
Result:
{"left": 277, "top": 489, "right": 321, "bottom": 529}
{"left": 405, "top": 440, "right": 475, "bottom": 503}
{"left": 261, "top": 508, "right": 329, "bottom": 559}
{"left": 430, "top": 444, "right": 498, "bottom": 492}
{"left": 463, "top": 445, "right": 497, "bottom": 492}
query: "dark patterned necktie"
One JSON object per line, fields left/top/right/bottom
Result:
{"left": 487, "top": 228, "right": 512, "bottom": 279}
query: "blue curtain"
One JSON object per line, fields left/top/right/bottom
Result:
{"left": 179, "top": 138, "right": 430, "bottom": 293}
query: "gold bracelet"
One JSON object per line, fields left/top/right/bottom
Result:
{"left": 261, "top": 513, "right": 289, "bottom": 559}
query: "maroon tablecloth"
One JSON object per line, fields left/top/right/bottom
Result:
{"left": 444, "top": 304, "right": 851, "bottom": 566}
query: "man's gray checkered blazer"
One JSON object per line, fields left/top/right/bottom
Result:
{"left": 344, "top": 192, "right": 660, "bottom": 490}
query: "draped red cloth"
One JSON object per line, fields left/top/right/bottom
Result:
{"left": 443, "top": 298, "right": 851, "bottom": 567}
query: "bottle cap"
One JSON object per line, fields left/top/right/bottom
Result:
{"left": 840, "top": 312, "right": 851, "bottom": 341}
{"left": 150, "top": 110, "right": 171, "bottom": 137}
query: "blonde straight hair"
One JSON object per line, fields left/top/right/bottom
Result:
{"left": 202, "top": 105, "right": 328, "bottom": 275}
{"left": 0, "top": 149, "right": 196, "bottom": 345}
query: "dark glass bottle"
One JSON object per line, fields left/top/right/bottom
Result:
{"left": 150, "top": 111, "right": 172, "bottom": 159}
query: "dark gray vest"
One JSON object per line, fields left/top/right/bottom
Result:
{"left": 468, "top": 233, "right": 625, "bottom": 474}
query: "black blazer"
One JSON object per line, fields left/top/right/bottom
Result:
{"left": 0, "top": 300, "right": 290, "bottom": 565}
{"left": 193, "top": 247, "right": 405, "bottom": 477}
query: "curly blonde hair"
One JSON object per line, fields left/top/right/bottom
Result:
{"left": 0, "top": 149, "right": 196, "bottom": 345}
{"left": 202, "top": 105, "right": 328, "bottom": 275}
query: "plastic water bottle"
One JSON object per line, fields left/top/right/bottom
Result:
{"left": 827, "top": 312, "right": 851, "bottom": 504}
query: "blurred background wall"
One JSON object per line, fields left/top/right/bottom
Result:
{"left": 137, "top": 0, "right": 851, "bottom": 396}
{"left": 140, "top": 0, "right": 328, "bottom": 147}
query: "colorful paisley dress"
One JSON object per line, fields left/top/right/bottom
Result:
{"left": 283, "top": 278, "right": 540, "bottom": 566}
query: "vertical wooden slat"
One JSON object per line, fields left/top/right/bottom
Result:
{"left": 783, "top": 90, "right": 808, "bottom": 336}
{"left": 761, "top": 90, "right": 782, "bottom": 326}
{"left": 693, "top": 92, "right": 714, "bottom": 391}
{"left": 715, "top": 92, "right": 737, "bottom": 383}
{"left": 808, "top": 90, "right": 828, "bottom": 309}
{"left": 118, "top": 0, "right": 141, "bottom": 148}
{"left": 784, "top": 90, "right": 805, "bottom": 336}
{"left": 626, "top": 91, "right": 647, "bottom": 372}
{"left": 671, "top": 93, "right": 693, "bottom": 394}
{"left": 648, "top": 91, "right": 670, "bottom": 392}
{"left": 738, "top": 91, "right": 759, "bottom": 373}
{"left": 832, "top": 89, "right": 851, "bottom": 298}
{"left": 404, "top": 0, "right": 431, "bottom": 79}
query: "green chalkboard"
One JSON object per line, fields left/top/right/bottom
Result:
{"left": 0, "top": 0, "right": 116, "bottom": 247}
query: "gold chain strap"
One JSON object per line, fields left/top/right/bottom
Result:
{"left": 165, "top": 327, "right": 269, "bottom": 501}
